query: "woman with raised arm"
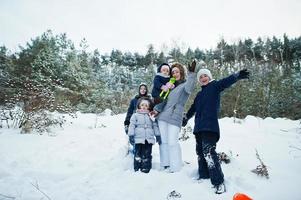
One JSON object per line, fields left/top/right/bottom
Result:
{"left": 155, "top": 60, "right": 197, "bottom": 173}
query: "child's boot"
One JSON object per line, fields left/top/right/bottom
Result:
{"left": 214, "top": 183, "right": 226, "bottom": 194}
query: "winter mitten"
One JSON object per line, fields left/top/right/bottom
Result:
{"left": 166, "top": 82, "right": 175, "bottom": 89}
{"left": 161, "top": 85, "right": 169, "bottom": 92}
{"left": 156, "top": 136, "right": 162, "bottom": 145}
{"left": 237, "top": 69, "right": 250, "bottom": 80}
{"left": 129, "top": 135, "right": 135, "bottom": 146}
{"left": 124, "top": 125, "right": 129, "bottom": 134}
{"left": 188, "top": 60, "right": 196, "bottom": 72}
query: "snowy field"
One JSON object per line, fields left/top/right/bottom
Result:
{"left": 0, "top": 112, "right": 300, "bottom": 200}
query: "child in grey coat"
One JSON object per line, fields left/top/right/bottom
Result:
{"left": 128, "top": 97, "right": 161, "bottom": 173}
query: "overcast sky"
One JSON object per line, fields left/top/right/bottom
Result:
{"left": 1, "top": 0, "right": 300, "bottom": 54}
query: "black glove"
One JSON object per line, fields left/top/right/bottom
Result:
{"left": 188, "top": 60, "right": 196, "bottom": 72}
{"left": 182, "top": 116, "right": 188, "bottom": 127}
{"left": 129, "top": 135, "right": 135, "bottom": 146}
{"left": 237, "top": 69, "right": 250, "bottom": 80}
{"left": 124, "top": 120, "right": 130, "bottom": 126}
{"left": 156, "top": 136, "right": 162, "bottom": 145}
{"left": 124, "top": 125, "right": 129, "bottom": 134}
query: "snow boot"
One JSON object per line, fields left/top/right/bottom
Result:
{"left": 214, "top": 183, "right": 226, "bottom": 194}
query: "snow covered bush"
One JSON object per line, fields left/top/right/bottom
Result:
{"left": 0, "top": 105, "right": 24, "bottom": 129}
{"left": 0, "top": 108, "right": 11, "bottom": 128}
{"left": 20, "top": 110, "right": 66, "bottom": 134}
{"left": 0, "top": 105, "right": 68, "bottom": 134}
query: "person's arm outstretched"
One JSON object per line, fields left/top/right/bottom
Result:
{"left": 216, "top": 69, "right": 250, "bottom": 92}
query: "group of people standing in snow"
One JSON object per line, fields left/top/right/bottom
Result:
{"left": 124, "top": 60, "right": 250, "bottom": 194}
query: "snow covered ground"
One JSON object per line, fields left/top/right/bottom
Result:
{"left": 0, "top": 112, "right": 300, "bottom": 200}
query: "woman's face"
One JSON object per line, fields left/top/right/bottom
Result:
{"left": 139, "top": 85, "right": 147, "bottom": 95}
{"left": 172, "top": 67, "right": 181, "bottom": 81}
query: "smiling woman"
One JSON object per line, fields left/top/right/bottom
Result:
{"left": 156, "top": 60, "right": 197, "bottom": 173}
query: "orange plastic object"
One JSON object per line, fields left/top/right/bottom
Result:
{"left": 233, "top": 193, "right": 253, "bottom": 200}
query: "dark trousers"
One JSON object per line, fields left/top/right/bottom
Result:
{"left": 134, "top": 140, "right": 153, "bottom": 173}
{"left": 195, "top": 132, "right": 224, "bottom": 186}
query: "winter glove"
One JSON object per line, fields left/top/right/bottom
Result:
{"left": 237, "top": 69, "right": 250, "bottom": 80}
{"left": 188, "top": 60, "right": 196, "bottom": 72}
{"left": 124, "top": 120, "right": 130, "bottom": 126}
{"left": 156, "top": 136, "right": 162, "bottom": 145}
{"left": 182, "top": 116, "right": 188, "bottom": 127}
{"left": 129, "top": 135, "right": 135, "bottom": 146}
{"left": 166, "top": 82, "right": 175, "bottom": 89}
{"left": 124, "top": 125, "right": 129, "bottom": 134}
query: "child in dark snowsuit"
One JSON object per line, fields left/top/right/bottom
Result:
{"left": 124, "top": 83, "right": 150, "bottom": 147}
{"left": 151, "top": 63, "right": 175, "bottom": 113}
{"left": 128, "top": 97, "right": 161, "bottom": 173}
{"left": 182, "top": 68, "right": 249, "bottom": 194}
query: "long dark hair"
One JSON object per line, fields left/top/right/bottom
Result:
{"left": 138, "top": 83, "right": 148, "bottom": 97}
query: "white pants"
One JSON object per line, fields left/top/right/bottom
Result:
{"left": 158, "top": 120, "right": 182, "bottom": 172}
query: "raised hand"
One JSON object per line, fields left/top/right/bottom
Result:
{"left": 188, "top": 60, "right": 196, "bottom": 72}
{"left": 237, "top": 69, "right": 250, "bottom": 80}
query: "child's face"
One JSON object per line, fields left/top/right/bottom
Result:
{"left": 160, "top": 65, "right": 170, "bottom": 76}
{"left": 139, "top": 102, "right": 150, "bottom": 111}
{"left": 199, "top": 74, "right": 210, "bottom": 86}
{"left": 139, "top": 86, "right": 147, "bottom": 95}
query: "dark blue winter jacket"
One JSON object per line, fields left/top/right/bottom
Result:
{"left": 124, "top": 96, "right": 139, "bottom": 126}
{"left": 151, "top": 73, "right": 170, "bottom": 98}
{"left": 186, "top": 74, "right": 239, "bottom": 140}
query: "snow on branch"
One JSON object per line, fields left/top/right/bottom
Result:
{"left": 251, "top": 149, "right": 269, "bottom": 179}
